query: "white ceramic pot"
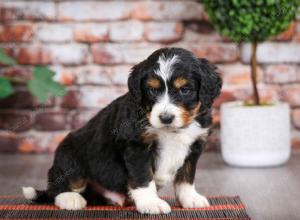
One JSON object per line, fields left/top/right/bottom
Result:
{"left": 220, "top": 101, "right": 291, "bottom": 167}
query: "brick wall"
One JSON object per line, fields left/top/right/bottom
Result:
{"left": 0, "top": 0, "right": 299, "bottom": 153}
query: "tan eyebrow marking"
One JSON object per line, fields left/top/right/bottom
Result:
{"left": 173, "top": 77, "right": 188, "bottom": 89}
{"left": 147, "top": 78, "right": 161, "bottom": 88}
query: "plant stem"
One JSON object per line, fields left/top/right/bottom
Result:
{"left": 250, "top": 42, "right": 260, "bottom": 105}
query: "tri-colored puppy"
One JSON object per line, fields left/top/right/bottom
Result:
{"left": 23, "top": 47, "right": 222, "bottom": 214}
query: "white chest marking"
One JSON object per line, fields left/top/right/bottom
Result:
{"left": 152, "top": 122, "right": 209, "bottom": 187}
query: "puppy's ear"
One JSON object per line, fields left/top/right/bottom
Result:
{"left": 197, "top": 58, "right": 222, "bottom": 108}
{"left": 128, "top": 61, "right": 145, "bottom": 104}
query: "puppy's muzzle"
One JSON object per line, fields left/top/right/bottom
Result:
{"left": 159, "top": 112, "right": 175, "bottom": 125}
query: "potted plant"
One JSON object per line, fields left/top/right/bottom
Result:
{"left": 203, "top": 0, "right": 299, "bottom": 167}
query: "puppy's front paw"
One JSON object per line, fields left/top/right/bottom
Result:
{"left": 178, "top": 192, "right": 210, "bottom": 208}
{"left": 136, "top": 198, "right": 171, "bottom": 214}
{"left": 55, "top": 192, "right": 87, "bottom": 210}
{"left": 176, "top": 183, "right": 210, "bottom": 208}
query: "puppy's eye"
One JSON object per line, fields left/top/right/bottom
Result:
{"left": 179, "top": 87, "right": 192, "bottom": 96}
{"left": 148, "top": 88, "right": 159, "bottom": 96}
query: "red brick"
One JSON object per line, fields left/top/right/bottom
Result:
{"left": 183, "top": 21, "right": 222, "bottom": 42}
{"left": 47, "top": 132, "right": 69, "bottom": 153}
{"left": 291, "top": 130, "right": 300, "bottom": 150}
{"left": 0, "top": 66, "right": 32, "bottom": 83}
{"left": 17, "top": 46, "right": 51, "bottom": 65}
{"left": 79, "top": 86, "right": 127, "bottom": 108}
{"left": 0, "top": 24, "right": 33, "bottom": 42}
{"left": 258, "top": 86, "right": 281, "bottom": 103}
{"left": 121, "top": 44, "right": 161, "bottom": 64}
{"left": 74, "top": 65, "right": 111, "bottom": 85}
{"left": 18, "top": 138, "right": 38, "bottom": 153}
{"left": 176, "top": 43, "right": 239, "bottom": 63}
{"left": 275, "top": 22, "right": 295, "bottom": 41}
{"left": 72, "top": 110, "right": 98, "bottom": 129}
{"left": 264, "top": 65, "right": 299, "bottom": 84}
{"left": 0, "top": 91, "right": 33, "bottom": 109}
{"left": 0, "top": 132, "right": 20, "bottom": 153}
{"left": 219, "top": 63, "right": 263, "bottom": 86}
{"left": 183, "top": 30, "right": 222, "bottom": 42}
{"left": 48, "top": 44, "right": 89, "bottom": 65}
{"left": 0, "top": 6, "right": 19, "bottom": 21}
{"left": 36, "top": 24, "right": 72, "bottom": 43}
{"left": 110, "top": 21, "right": 144, "bottom": 42}
{"left": 228, "top": 85, "right": 280, "bottom": 104}
{"left": 61, "top": 89, "right": 80, "bottom": 109}
{"left": 18, "top": 131, "right": 69, "bottom": 153}
{"left": 58, "top": 2, "right": 132, "bottom": 21}
{"left": 212, "top": 109, "right": 220, "bottom": 125}
{"left": 35, "top": 111, "right": 69, "bottom": 131}
{"left": 0, "top": 89, "right": 54, "bottom": 109}
{"left": 292, "top": 109, "right": 300, "bottom": 129}
{"left": 281, "top": 85, "right": 300, "bottom": 107}
{"left": 92, "top": 44, "right": 123, "bottom": 64}
{"left": 241, "top": 43, "right": 300, "bottom": 63}
{"left": 92, "top": 44, "right": 160, "bottom": 64}
{"left": 294, "top": 21, "right": 300, "bottom": 42}
{"left": 74, "top": 24, "right": 109, "bottom": 43}
{"left": 110, "top": 65, "right": 131, "bottom": 85}
{"left": 213, "top": 90, "right": 236, "bottom": 108}
{"left": 186, "top": 21, "right": 215, "bottom": 34}
{"left": 52, "top": 68, "right": 76, "bottom": 86}
{"left": 70, "top": 64, "right": 129, "bottom": 86}
{"left": 145, "top": 22, "right": 183, "bottom": 43}
{"left": 0, "top": 91, "right": 35, "bottom": 109}
{"left": 0, "top": 112, "right": 33, "bottom": 132}
{"left": 0, "top": 1, "right": 55, "bottom": 21}
{"left": 132, "top": 1, "right": 203, "bottom": 21}
{"left": 205, "top": 132, "right": 220, "bottom": 151}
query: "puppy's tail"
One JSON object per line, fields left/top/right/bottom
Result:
{"left": 22, "top": 186, "right": 53, "bottom": 203}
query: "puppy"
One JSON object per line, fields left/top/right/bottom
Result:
{"left": 22, "top": 47, "right": 222, "bottom": 214}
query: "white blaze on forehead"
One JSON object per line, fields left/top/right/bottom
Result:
{"left": 150, "top": 91, "right": 182, "bottom": 128}
{"left": 150, "top": 54, "right": 181, "bottom": 128}
{"left": 155, "top": 54, "right": 179, "bottom": 81}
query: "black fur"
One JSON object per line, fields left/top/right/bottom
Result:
{"left": 25, "top": 47, "right": 222, "bottom": 206}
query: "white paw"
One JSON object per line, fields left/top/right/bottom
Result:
{"left": 136, "top": 198, "right": 171, "bottom": 214}
{"left": 179, "top": 192, "right": 210, "bottom": 208}
{"left": 55, "top": 192, "right": 87, "bottom": 210}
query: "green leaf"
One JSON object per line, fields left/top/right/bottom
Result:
{"left": 27, "top": 78, "right": 49, "bottom": 103}
{"left": 0, "top": 76, "right": 14, "bottom": 98}
{"left": 27, "top": 67, "right": 66, "bottom": 103}
{"left": 34, "top": 66, "right": 55, "bottom": 80}
{"left": 0, "top": 48, "right": 16, "bottom": 66}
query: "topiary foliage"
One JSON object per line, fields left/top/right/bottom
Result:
{"left": 202, "top": 0, "right": 299, "bottom": 105}
{"left": 202, "top": 0, "right": 299, "bottom": 43}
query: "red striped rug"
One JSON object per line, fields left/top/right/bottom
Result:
{"left": 0, "top": 195, "right": 250, "bottom": 219}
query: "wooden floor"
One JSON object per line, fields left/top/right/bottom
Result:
{"left": 1, "top": 151, "right": 300, "bottom": 220}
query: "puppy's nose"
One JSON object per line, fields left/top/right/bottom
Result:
{"left": 159, "top": 113, "right": 175, "bottom": 124}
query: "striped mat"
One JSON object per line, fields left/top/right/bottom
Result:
{"left": 0, "top": 196, "right": 250, "bottom": 219}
